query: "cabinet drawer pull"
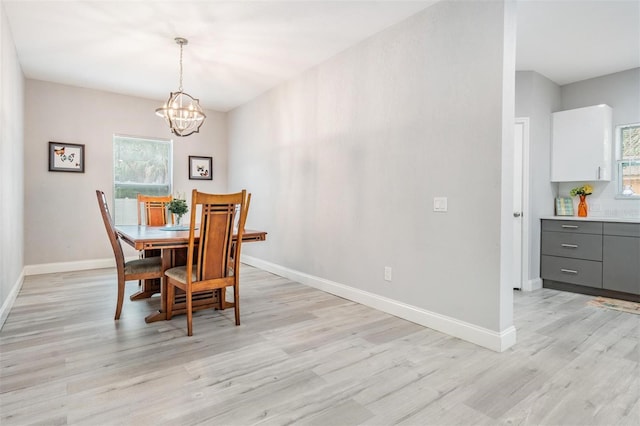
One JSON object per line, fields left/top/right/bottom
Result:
{"left": 560, "top": 268, "right": 578, "bottom": 274}
{"left": 561, "top": 225, "right": 579, "bottom": 229}
{"left": 561, "top": 244, "right": 578, "bottom": 248}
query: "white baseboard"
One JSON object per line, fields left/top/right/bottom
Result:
{"left": 0, "top": 270, "right": 25, "bottom": 330}
{"left": 24, "top": 258, "right": 115, "bottom": 276}
{"left": 522, "top": 277, "right": 543, "bottom": 292}
{"left": 242, "top": 255, "right": 516, "bottom": 352}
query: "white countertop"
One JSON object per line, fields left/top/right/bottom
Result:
{"left": 541, "top": 216, "right": 640, "bottom": 224}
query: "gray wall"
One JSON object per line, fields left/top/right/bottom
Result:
{"left": 229, "top": 1, "right": 515, "bottom": 336}
{"left": 562, "top": 68, "right": 639, "bottom": 125}
{"left": 0, "top": 4, "right": 25, "bottom": 325}
{"left": 23, "top": 80, "right": 229, "bottom": 266}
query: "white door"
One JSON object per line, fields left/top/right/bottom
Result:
{"left": 513, "top": 118, "right": 530, "bottom": 290}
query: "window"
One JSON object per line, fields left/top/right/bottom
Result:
{"left": 113, "top": 135, "right": 172, "bottom": 224}
{"left": 616, "top": 123, "right": 640, "bottom": 198}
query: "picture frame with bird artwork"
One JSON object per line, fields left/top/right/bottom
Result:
{"left": 49, "top": 141, "right": 85, "bottom": 173}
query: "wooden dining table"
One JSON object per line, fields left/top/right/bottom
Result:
{"left": 115, "top": 225, "right": 267, "bottom": 323}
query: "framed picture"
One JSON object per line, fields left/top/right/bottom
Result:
{"left": 189, "top": 155, "right": 212, "bottom": 180}
{"left": 555, "top": 197, "right": 574, "bottom": 216}
{"left": 49, "top": 142, "right": 85, "bottom": 173}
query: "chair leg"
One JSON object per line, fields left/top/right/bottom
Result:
{"left": 186, "top": 286, "right": 193, "bottom": 336}
{"left": 233, "top": 284, "right": 240, "bottom": 326}
{"left": 166, "top": 279, "right": 174, "bottom": 320}
{"left": 115, "top": 278, "right": 125, "bottom": 320}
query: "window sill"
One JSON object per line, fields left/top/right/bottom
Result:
{"left": 614, "top": 194, "right": 640, "bottom": 200}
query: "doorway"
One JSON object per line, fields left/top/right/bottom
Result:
{"left": 513, "top": 118, "right": 530, "bottom": 290}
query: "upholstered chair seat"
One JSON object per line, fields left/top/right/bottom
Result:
{"left": 125, "top": 256, "right": 162, "bottom": 275}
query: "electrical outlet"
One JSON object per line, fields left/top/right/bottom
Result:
{"left": 384, "top": 266, "right": 392, "bottom": 282}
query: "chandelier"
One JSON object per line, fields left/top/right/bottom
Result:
{"left": 156, "top": 37, "right": 206, "bottom": 137}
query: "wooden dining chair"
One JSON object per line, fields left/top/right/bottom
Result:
{"left": 137, "top": 194, "right": 173, "bottom": 226}
{"left": 165, "top": 189, "right": 250, "bottom": 336}
{"left": 136, "top": 194, "right": 173, "bottom": 270}
{"left": 96, "top": 190, "right": 164, "bottom": 320}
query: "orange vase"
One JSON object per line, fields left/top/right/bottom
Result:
{"left": 577, "top": 195, "right": 588, "bottom": 217}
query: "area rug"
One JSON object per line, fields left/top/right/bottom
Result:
{"left": 588, "top": 297, "right": 640, "bottom": 315}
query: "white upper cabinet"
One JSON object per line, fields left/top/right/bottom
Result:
{"left": 551, "top": 104, "right": 612, "bottom": 182}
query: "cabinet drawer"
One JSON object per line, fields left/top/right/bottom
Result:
{"left": 541, "top": 231, "right": 602, "bottom": 261}
{"left": 541, "top": 255, "right": 602, "bottom": 288}
{"left": 542, "top": 220, "right": 602, "bottom": 235}
{"left": 603, "top": 222, "right": 640, "bottom": 238}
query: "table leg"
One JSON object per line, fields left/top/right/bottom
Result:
{"left": 144, "top": 249, "right": 172, "bottom": 323}
{"left": 130, "top": 278, "right": 161, "bottom": 300}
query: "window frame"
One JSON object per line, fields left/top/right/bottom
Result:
{"left": 615, "top": 122, "right": 640, "bottom": 199}
{"left": 113, "top": 134, "right": 174, "bottom": 224}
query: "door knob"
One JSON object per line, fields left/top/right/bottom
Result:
{"left": 513, "top": 212, "right": 522, "bottom": 217}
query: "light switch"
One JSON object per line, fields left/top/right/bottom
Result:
{"left": 433, "top": 197, "right": 448, "bottom": 212}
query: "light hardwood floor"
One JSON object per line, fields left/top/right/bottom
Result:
{"left": 1, "top": 265, "right": 638, "bottom": 425}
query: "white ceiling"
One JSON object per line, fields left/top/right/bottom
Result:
{"left": 516, "top": 0, "right": 639, "bottom": 86}
{"left": 4, "top": 0, "right": 639, "bottom": 112}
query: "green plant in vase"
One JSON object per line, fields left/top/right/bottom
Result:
{"left": 168, "top": 198, "right": 188, "bottom": 226}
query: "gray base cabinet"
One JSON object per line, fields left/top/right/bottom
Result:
{"left": 602, "top": 223, "right": 640, "bottom": 295}
{"left": 541, "top": 219, "right": 640, "bottom": 301}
